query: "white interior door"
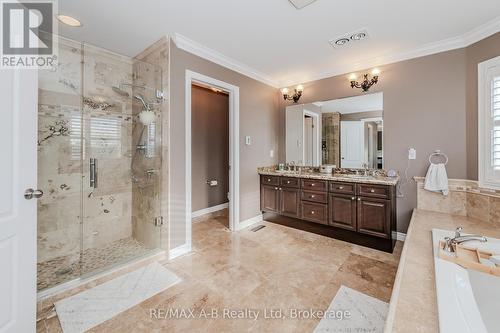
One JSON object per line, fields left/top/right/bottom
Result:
{"left": 285, "top": 105, "right": 304, "bottom": 165}
{"left": 0, "top": 69, "right": 38, "bottom": 333}
{"left": 304, "top": 117, "right": 313, "bottom": 165}
{"left": 340, "top": 121, "right": 365, "bottom": 168}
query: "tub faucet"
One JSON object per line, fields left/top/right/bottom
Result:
{"left": 443, "top": 227, "right": 487, "bottom": 253}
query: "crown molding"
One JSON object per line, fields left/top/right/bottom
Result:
{"left": 172, "top": 16, "right": 500, "bottom": 89}
{"left": 172, "top": 33, "right": 279, "bottom": 88}
{"left": 281, "top": 15, "right": 500, "bottom": 87}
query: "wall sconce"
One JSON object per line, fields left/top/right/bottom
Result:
{"left": 282, "top": 85, "right": 304, "bottom": 103}
{"left": 350, "top": 68, "right": 380, "bottom": 92}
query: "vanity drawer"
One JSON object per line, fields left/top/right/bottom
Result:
{"left": 329, "top": 182, "right": 355, "bottom": 195}
{"left": 261, "top": 175, "right": 280, "bottom": 186}
{"left": 301, "top": 202, "right": 328, "bottom": 225}
{"left": 281, "top": 177, "right": 300, "bottom": 188}
{"left": 301, "top": 179, "right": 328, "bottom": 192}
{"left": 301, "top": 190, "right": 327, "bottom": 204}
{"left": 357, "top": 184, "right": 390, "bottom": 199}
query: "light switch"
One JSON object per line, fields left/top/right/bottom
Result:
{"left": 245, "top": 136, "right": 251, "bottom": 145}
{"left": 408, "top": 148, "right": 416, "bottom": 160}
{"left": 270, "top": 150, "right": 274, "bottom": 158}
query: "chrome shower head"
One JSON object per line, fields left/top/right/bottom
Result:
{"left": 134, "top": 95, "right": 150, "bottom": 111}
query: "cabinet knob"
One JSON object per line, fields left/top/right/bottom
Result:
{"left": 279, "top": 188, "right": 282, "bottom": 191}
{"left": 311, "top": 211, "right": 315, "bottom": 215}
{"left": 275, "top": 187, "right": 279, "bottom": 190}
{"left": 310, "top": 195, "right": 315, "bottom": 198}
{"left": 311, "top": 183, "right": 315, "bottom": 186}
{"left": 370, "top": 189, "right": 375, "bottom": 193}
{"left": 339, "top": 186, "right": 344, "bottom": 190}
{"left": 287, "top": 181, "right": 290, "bottom": 184}
{"left": 358, "top": 198, "right": 361, "bottom": 201}
{"left": 267, "top": 179, "right": 271, "bottom": 182}
{"left": 352, "top": 197, "right": 356, "bottom": 200}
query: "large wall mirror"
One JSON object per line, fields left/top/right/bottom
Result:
{"left": 285, "top": 92, "right": 383, "bottom": 169}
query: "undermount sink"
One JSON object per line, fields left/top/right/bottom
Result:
{"left": 432, "top": 229, "right": 500, "bottom": 333}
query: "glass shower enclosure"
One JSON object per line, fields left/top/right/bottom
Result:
{"left": 37, "top": 36, "right": 164, "bottom": 291}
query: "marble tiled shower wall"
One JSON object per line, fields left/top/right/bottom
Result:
{"left": 134, "top": 38, "right": 170, "bottom": 250}
{"left": 37, "top": 36, "right": 165, "bottom": 288}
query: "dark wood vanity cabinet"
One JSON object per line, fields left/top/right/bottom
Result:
{"left": 280, "top": 187, "right": 300, "bottom": 218}
{"left": 260, "top": 175, "right": 397, "bottom": 252}
{"left": 260, "top": 176, "right": 300, "bottom": 218}
{"left": 261, "top": 185, "right": 280, "bottom": 213}
{"left": 329, "top": 193, "right": 357, "bottom": 231}
{"left": 357, "top": 197, "right": 391, "bottom": 238}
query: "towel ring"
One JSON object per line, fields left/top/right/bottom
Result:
{"left": 429, "top": 150, "right": 448, "bottom": 165}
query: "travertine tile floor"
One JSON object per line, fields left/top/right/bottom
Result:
{"left": 37, "top": 214, "right": 402, "bottom": 333}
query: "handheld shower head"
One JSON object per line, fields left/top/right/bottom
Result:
{"left": 134, "top": 95, "right": 150, "bottom": 111}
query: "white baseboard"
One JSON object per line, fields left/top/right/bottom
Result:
{"left": 169, "top": 243, "right": 192, "bottom": 259}
{"left": 192, "top": 202, "right": 229, "bottom": 218}
{"left": 236, "top": 214, "right": 263, "bottom": 231}
{"left": 395, "top": 232, "right": 407, "bottom": 242}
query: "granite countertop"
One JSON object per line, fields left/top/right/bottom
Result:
{"left": 384, "top": 209, "right": 500, "bottom": 332}
{"left": 257, "top": 167, "right": 399, "bottom": 186}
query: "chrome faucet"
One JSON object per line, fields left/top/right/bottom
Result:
{"left": 362, "top": 163, "right": 369, "bottom": 176}
{"left": 443, "top": 227, "right": 487, "bottom": 253}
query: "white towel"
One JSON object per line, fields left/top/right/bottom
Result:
{"left": 424, "top": 163, "right": 449, "bottom": 195}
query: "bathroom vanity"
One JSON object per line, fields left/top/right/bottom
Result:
{"left": 258, "top": 168, "right": 398, "bottom": 252}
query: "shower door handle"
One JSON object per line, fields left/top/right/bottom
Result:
{"left": 90, "top": 158, "right": 98, "bottom": 188}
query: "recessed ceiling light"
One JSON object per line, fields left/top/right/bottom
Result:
{"left": 350, "top": 32, "right": 367, "bottom": 41}
{"left": 329, "top": 29, "right": 369, "bottom": 49}
{"left": 333, "top": 38, "right": 350, "bottom": 47}
{"left": 56, "top": 14, "right": 82, "bottom": 27}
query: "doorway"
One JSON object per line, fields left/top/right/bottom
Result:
{"left": 182, "top": 70, "right": 240, "bottom": 257}
{"left": 303, "top": 110, "right": 320, "bottom": 166}
{"left": 191, "top": 83, "right": 230, "bottom": 228}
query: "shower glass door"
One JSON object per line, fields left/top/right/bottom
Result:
{"left": 80, "top": 43, "right": 163, "bottom": 276}
{"left": 36, "top": 36, "right": 164, "bottom": 292}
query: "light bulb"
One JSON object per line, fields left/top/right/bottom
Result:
{"left": 349, "top": 73, "right": 357, "bottom": 81}
{"left": 371, "top": 68, "right": 380, "bottom": 76}
{"left": 281, "top": 88, "right": 289, "bottom": 94}
{"left": 296, "top": 85, "right": 304, "bottom": 92}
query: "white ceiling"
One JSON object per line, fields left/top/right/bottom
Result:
{"left": 58, "top": 0, "right": 500, "bottom": 87}
{"left": 317, "top": 92, "right": 383, "bottom": 114}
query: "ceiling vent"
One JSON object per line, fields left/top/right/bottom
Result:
{"left": 288, "top": 0, "right": 318, "bottom": 9}
{"left": 329, "top": 29, "right": 369, "bottom": 49}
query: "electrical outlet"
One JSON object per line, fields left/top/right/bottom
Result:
{"left": 245, "top": 136, "right": 251, "bottom": 145}
{"left": 408, "top": 148, "right": 416, "bottom": 160}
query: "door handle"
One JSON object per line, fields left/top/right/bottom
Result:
{"left": 24, "top": 188, "right": 43, "bottom": 200}
{"left": 90, "top": 158, "right": 98, "bottom": 188}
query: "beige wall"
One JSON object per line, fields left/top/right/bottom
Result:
{"left": 466, "top": 33, "right": 500, "bottom": 180}
{"left": 169, "top": 42, "right": 280, "bottom": 249}
{"left": 191, "top": 85, "right": 229, "bottom": 212}
{"left": 280, "top": 49, "right": 468, "bottom": 232}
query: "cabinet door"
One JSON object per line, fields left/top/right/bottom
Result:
{"left": 357, "top": 197, "right": 390, "bottom": 238}
{"left": 280, "top": 188, "right": 300, "bottom": 218}
{"left": 329, "top": 194, "right": 357, "bottom": 231}
{"left": 261, "top": 185, "right": 279, "bottom": 213}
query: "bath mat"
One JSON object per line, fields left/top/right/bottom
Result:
{"left": 55, "top": 262, "right": 181, "bottom": 333}
{"left": 313, "top": 285, "right": 388, "bottom": 333}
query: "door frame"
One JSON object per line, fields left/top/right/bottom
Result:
{"left": 302, "top": 110, "right": 320, "bottom": 166}
{"left": 184, "top": 70, "right": 240, "bottom": 249}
